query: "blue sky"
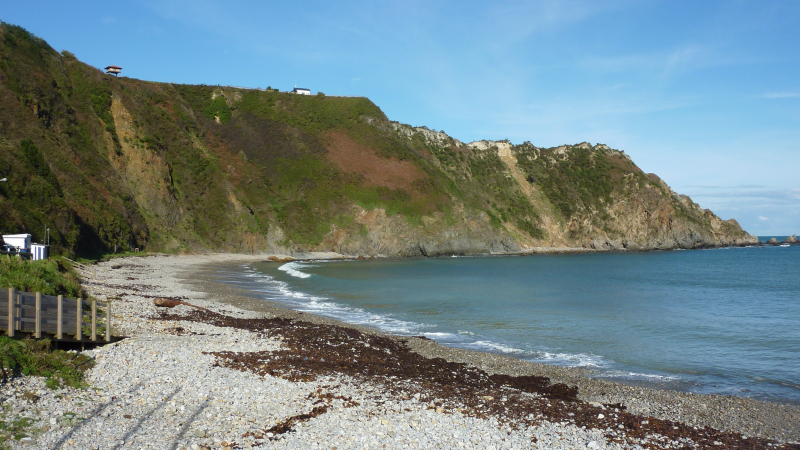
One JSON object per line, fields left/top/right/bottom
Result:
{"left": 3, "top": 1, "right": 799, "bottom": 235}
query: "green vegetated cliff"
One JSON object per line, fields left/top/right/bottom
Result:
{"left": 0, "top": 23, "right": 757, "bottom": 258}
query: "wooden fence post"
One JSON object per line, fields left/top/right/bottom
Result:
{"left": 91, "top": 300, "right": 97, "bottom": 341}
{"left": 34, "top": 292, "right": 41, "bottom": 338}
{"left": 75, "top": 298, "right": 82, "bottom": 340}
{"left": 105, "top": 301, "right": 111, "bottom": 342}
{"left": 6, "top": 288, "right": 13, "bottom": 338}
{"left": 15, "top": 293, "right": 21, "bottom": 332}
{"left": 56, "top": 295, "right": 63, "bottom": 340}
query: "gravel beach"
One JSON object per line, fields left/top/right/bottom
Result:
{"left": 3, "top": 253, "right": 799, "bottom": 450}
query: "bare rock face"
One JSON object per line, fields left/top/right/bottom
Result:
{"left": 783, "top": 235, "right": 798, "bottom": 244}
{"left": 314, "top": 205, "right": 521, "bottom": 258}
{"left": 565, "top": 173, "right": 757, "bottom": 251}
{"left": 767, "top": 238, "right": 780, "bottom": 245}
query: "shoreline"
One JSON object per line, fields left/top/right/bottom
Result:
{"left": 4, "top": 252, "right": 798, "bottom": 449}
{"left": 201, "top": 250, "right": 798, "bottom": 405}
{"left": 284, "top": 241, "right": 770, "bottom": 259}
{"left": 182, "top": 254, "right": 800, "bottom": 442}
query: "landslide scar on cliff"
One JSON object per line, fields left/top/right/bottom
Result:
{"left": 324, "top": 132, "right": 426, "bottom": 191}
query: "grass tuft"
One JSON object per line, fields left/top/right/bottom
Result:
{"left": 0, "top": 336, "right": 94, "bottom": 388}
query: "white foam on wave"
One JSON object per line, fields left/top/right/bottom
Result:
{"left": 267, "top": 278, "right": 429, "bottom": 336}
{"left": 230, "top": 264, "right": 717, "bottom": 395}
{"left": 422, "top": 332, "right": 454, "bottom": 337}
{"left": 599, "top": 370, "right": 680, "bottom": 382}
{"left": 236, "top": 268, "right": 621, "bottom": 371}
{"left": 531, "top": 351, "right": 606, "bottom": 368}
{"left": 470, "top": 340, "right": 527, "bottom": 354}
{"left": 278, "top": 262, "right": 313, "bottom": 279}
{"left": 231, "top": 266, "right": 483, "bottom": 340}
{"left": 236, "top": 266, "right": 682, "bottom": 386}
{"left": 417, "top": 331, "right": 470, "bottom": 345}
{"left": 228, "top": 267, "right": 649, "bottom": 381}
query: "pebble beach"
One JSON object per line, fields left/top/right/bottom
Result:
{"left": 3, "top": 253, "right": 799, "bottom": 450}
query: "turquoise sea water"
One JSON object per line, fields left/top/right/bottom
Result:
{"left": 212, "top": 240, "right": 800, "bottom": 404}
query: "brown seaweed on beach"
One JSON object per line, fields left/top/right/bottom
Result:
{"left": 158, "top": 308, "right": 800, "bottom": 450}
{"left": 243, "top": 389, "right": 359, "bottom": 439}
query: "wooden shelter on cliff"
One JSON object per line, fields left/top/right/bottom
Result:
{"left": 104, "top": 65, "right": 122, "bottom": 76}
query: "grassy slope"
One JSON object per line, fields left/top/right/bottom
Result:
{"left": 0, "top": 22, "right": 541, "bottom": 255}
{"left": 0, "top": 24, "right": 147, "bottom": 257}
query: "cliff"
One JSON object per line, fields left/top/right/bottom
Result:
{"left": 0, "top": 24, "right": 757, "bottom": 257}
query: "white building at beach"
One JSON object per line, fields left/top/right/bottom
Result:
{"left": 3, "top": 234, "right": 31, "bottom": 252}
{"left": 2, "top": 233, "right": 50, "bottom": 260}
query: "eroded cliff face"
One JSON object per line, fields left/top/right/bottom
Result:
{"left": 314, "top": 204, "right": 520, "bottom": 257}
{"left": 587, "top": 175, "right": 758, "bottom": 250}
{"left": 315, "top": 128, "right": 756, "bottom": 256}
{"left": 0, "top": 23, "right": 756, "bottom": 258}
{"left": 500, "top": 141, "right": 756, "bottom": 251}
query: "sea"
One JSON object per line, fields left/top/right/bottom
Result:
{"left": 210, "top": 237, "right": 800, "bottom": 405}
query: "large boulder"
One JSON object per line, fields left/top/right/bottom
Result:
{"left": 767, "top": 238, "right": 780, "bottom": 245}
{"left": 782, "top": 235, "right": 797, "bottom": 244}
{"left": 153, "top": 298, "right": 184, "bottom": 308}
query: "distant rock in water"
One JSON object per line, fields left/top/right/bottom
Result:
{"left": 782, "top": 235, "right": 798, "bottom": 244}
{"left": 767, "top": 238, "right": 780, "bottom": 245}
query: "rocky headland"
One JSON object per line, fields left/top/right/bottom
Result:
{"left": 3, "top": 254, "right": 798, "bottom": 450}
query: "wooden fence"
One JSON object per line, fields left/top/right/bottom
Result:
{"left": 0, "top": 288, "right": 110, "bottom": 342}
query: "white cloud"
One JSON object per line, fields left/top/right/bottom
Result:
{"left": 759, "top": 216, "right": 769, "bottom": 221}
